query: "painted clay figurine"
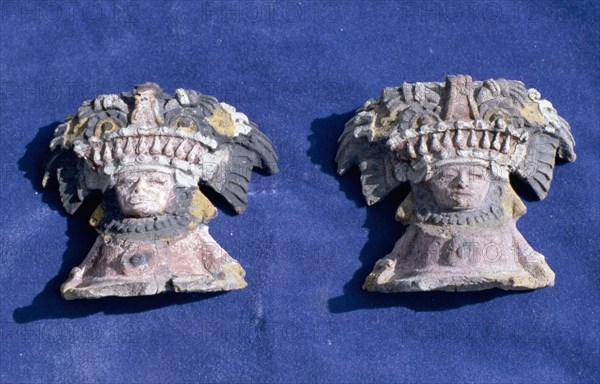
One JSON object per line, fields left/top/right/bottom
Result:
{"left": 44, "top": 83, "right": 278, "bottom": 299}
{"left": 337, "top": 75, "right": 575, "bottom": 292}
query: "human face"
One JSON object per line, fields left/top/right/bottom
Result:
{"left": 114, "top": 170, "right": 176, "bottom": 217}
{"left": 427, "top": 164, "right": 491, "bottom": 211}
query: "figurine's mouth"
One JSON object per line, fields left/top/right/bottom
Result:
{"left": 129, "top": 198, "right": 154, "bottom": 205}
{"left": 449, "top": 191, "right": 472, "bottom": 198}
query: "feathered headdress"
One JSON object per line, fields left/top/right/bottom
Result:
{"left": 44, "top": 82, "right": 278, "bottom": 214}
{"left": 337, "top": 75, "right": 575, "bottom": 205}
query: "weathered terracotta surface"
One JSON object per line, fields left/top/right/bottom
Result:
{"left": 337, "top": 75, "right": 575, "bottom": 292}
{"left": 44, "top": 83, "right": 278, "bottom": 299}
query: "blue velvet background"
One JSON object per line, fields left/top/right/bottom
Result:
{"left": 0, "top": 1, "right": 598, "bottom": 383}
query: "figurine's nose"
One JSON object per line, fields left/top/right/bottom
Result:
{"left": 453, "top": 171, "right": 470, "bottom": 189}
{"left": 133, "top": 178, "right": 148, "bottom": 193}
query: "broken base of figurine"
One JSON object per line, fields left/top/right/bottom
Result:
{"left": 363, "top": 222, "right": 555, "bottom": 293}
{"left": 364, "top": 269, "right": 555, "bottom": 292}
{"left": 61, "top": 224, "right": 247, "bottom": 300}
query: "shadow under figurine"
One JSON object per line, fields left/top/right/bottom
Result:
{"left": 337, "top": 75, "right": 575, "bottom": 292}
{"left": 43, "top": 83, "right": 278, "bottom": 299}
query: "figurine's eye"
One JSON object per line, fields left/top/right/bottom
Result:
{"left": 121, "top": 176, "right": 139, "bottom": 187}
{"left": 172, "top": 116, "right": 197, "bottom": 134}
{"left": 94, "top": 118, "right": 120, "bottom": 137}
{"left": 149, "top": 177, "right": 167, "bottom": 185}
{"left": 438, "top": 168, "right": 458, "bottom": 181}
{"left": 469, "top": 171, "right": 484, "bottom": 180}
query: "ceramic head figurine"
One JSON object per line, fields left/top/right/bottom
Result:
{"left": 337, "top": 75, "right": 576, "bottom": 292}
{"left": 44, "top": 83, "right": 278, "bottom": 299}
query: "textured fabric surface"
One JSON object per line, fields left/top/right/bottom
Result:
{"left": 0, "top": 1, "right": 598, "bottom": 383}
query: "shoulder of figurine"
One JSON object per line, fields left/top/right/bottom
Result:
{"left": 395, "top": 194, "right": 415, "bottom": 224}
{"left": 503, "top": 185, "right": 527, "bottom": 218}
